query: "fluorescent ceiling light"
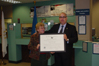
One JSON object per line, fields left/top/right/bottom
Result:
{"left": 1, "top": 0, "right": 21, "bottom": 4}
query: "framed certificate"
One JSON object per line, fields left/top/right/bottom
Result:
{"left": 39, "top": 34, "right": 65, "bottom": 52}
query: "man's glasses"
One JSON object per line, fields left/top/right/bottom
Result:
{"left": 59, "top": 16, "right": 67, "bottom": 18}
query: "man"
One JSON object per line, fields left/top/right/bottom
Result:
{"left": 46, "top": 12, "right": 78, "bottom": 66}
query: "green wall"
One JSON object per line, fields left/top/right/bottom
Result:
{"left": 75, "top": 42, "right": 92, "bottom": 66}
{"left": 75, "top": 41, "right": 99, "bottom": 66}
{"left": 12, "top": 0, "right": 75, "bottom": 24}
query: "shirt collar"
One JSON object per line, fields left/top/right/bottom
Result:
{"left": 60, "top": 23, "right": 67, "bottom": 28}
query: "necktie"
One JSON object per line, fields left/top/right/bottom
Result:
{"left": 60, "top": 26, "right": 64, "bottom": 33}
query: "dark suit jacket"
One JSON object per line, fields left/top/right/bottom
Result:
{"left": 46, "top": 23, "right": 78, "bottom": 55}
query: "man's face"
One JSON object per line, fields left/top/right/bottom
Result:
{"left": 59, "top": 13, "right": 67, "bottom": 25}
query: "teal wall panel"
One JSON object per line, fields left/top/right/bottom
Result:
{"left": 7, "top": 24, "right": 17, "bottom": 61}
{"left": 7, "top": 24, "right": 22, "bottom": 61}
{"left": 75, "top": 42, "right": 92, "bottom": 66}
{"left": 16, "top": 45, "right": 22, "bottom": 61}
{"left": 16, "top": 39, "right": 30, "bottom": 45}
{"left": 92, "top": 50, "right": 99, "bottom": 66}
{"left": 15, "top": 24, "right": 21, "bottom": 38}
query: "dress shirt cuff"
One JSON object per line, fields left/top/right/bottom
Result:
{"left": 67, "top": 39, "right": 69, "bottom": 43}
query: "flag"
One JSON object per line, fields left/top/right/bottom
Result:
{"left": 1, "top": 11, "right": 7, "bottom": 57}
{"left": 31, "top": 6, "right": 37, "bottom": 35}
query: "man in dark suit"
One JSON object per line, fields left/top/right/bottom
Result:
{"left": 46, "top": 12, "right": 78, "bottom": 66}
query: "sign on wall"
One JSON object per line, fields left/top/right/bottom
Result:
{"left": 75, "top": 9, "right": 90, "bottom": 15}
{"left": 93, "top": 43, "right": 99, "bottom": 54}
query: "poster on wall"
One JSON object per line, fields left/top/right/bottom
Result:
{"left": 44, "top": 6, "right": 51, "bottom": 17}
{"left": 78, "top": 25, "right": 86, "bottom": 35}
{"left": 51, "top": 4, "right": 73, "bottom": 16}
{"left": 66, "top": 4, "right": 73, "bottom": 16}
{"left": 30, "top": 6, "right": 50, "bottom": 17}
{"left": 36, "top": 6, "right": 45, "bottom": 17}
{"left": 78, "top": 16, "right": 86, "bottom": 25}
{"left": 36, "top": 6, "right": 51, "bottom": 17}
{"left": 30, "top": 4, "right": 74, "bottom": 17}
{"left": 50, "top": 4, "right": 67, "bottom": 16}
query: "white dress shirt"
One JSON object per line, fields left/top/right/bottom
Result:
{"left": 58, "top": 23, "right": 67, "bottom": 33}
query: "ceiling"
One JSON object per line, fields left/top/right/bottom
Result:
{"left": 0, "top": 0, "right": 52, "bottom": 6}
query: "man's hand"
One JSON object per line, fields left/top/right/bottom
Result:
{"left": 37, "top": 44, "right": 40, "bottom": 49}
{"left": 64, "top": 34, "right": 67, "bottom": 41}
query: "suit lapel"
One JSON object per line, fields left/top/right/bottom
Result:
{"left": 64, "top": 23, "right": 69, "bottom": 34}
{"left": 56, "top": 24, "right": 60, "bottom": 33}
